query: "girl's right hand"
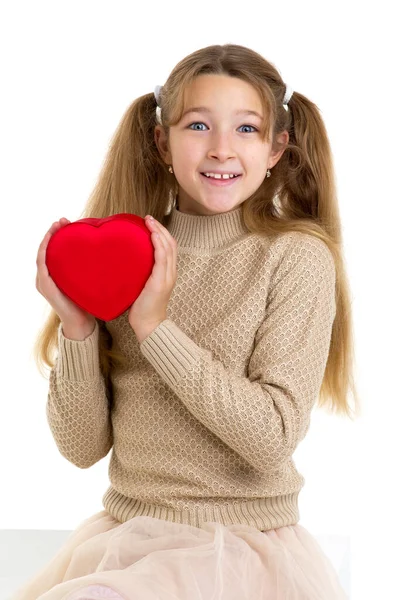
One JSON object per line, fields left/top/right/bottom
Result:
{"left": 36, "top": 218, "right": 96, "bottom": 329}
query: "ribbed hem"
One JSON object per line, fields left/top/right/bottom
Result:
{"left": 139, "top": 319, "right": 205, "bottom": 386}
{"left": 56, "top": 320, "right": 101, "bottom": 380}
{"left": 102, "top": 485, "right": 300, "bottom": 530}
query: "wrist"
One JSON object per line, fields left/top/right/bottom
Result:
{"left": 133, "top": 318, "right": 166, "bottom": 344}
{"left": 61, "top": 319, "right": 96, "bottom": 341}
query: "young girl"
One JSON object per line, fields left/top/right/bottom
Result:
{"left": 16, "top": 43, "right": 358, "bottom": 600}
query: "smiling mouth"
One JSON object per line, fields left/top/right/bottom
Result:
{"left": 200, "top": 173, "right": 242, "bottom": 185}
{"left": 201, "top": 172, "right": 241, "bottom": 178}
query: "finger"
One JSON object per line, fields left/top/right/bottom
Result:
{"left": 146, "top": 218, "right": 176, "bottom": 283}
{"left": 151, "top": 230, "right": 169, "bottom": 283}
{"left": 152, "top": 219, "right": 177, "bottom": 247}
{"left": 146, "top": 219, "right": 167, "bottom": 268}
{"left": 37, "top": 219, "right": 67, "bottom": 273}
{"left": 37, "top": 223, "right": 57, "bottom": 271}
{"left": 172, "top": 238, "right": 177, "bottom": 281}
{"left": 154, "top": 224, "right": 176, "bottom": 283}
{"left": 156, "top": 224, "right": 177, "bottom": 284}
{"left": 37, "top": 234, "right": 54, "bottom": 284}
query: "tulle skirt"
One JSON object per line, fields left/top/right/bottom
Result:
{"left": 11, "top": 509, "right": 348, "bottom": 600}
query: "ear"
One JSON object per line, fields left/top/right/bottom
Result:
{"left": 154, "top": 125, "right": 172, "bottom": 166}
{"left": 268, "top": 130, "right": 289, "bottom": 169}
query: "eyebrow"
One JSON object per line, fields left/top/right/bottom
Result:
{"left": 181, "top": 106, "right": 263, "bottom": 119}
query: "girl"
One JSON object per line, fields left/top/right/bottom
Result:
{"left": 16, "top": 43, "right": 358, "bottom": 599}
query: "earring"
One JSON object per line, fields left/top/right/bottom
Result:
{"left": 266, "top": 169, "right": 271, "bottom": 178}
{"left": 168, "top": 165, "right": 174, "bottom": 174}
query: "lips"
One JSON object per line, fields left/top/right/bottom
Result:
{"left": 201, "top": 173, "right": 241, "bottom": 178}
{"left": 200, "top": 173, "right": 242, "bottom": 186}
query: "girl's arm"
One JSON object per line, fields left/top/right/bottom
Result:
{"left": 46, "top": 319, "right": 113, "bottom": 468}
{"left": 139, "top": 234, "right": 336, "bottom": 474}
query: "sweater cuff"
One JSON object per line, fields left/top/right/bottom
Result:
{"left": 139, "top": 319, "right": 208, "bottom": 386}
{"left": 56, "top": 320, "right": 101, "bottom": 381}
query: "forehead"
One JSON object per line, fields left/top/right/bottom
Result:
{"left": 183, "top": 75, "right": 263, "bottom": 115}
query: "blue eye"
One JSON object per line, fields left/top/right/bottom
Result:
{"left": 188, "top": 122, "right": 258, "bottom": 133}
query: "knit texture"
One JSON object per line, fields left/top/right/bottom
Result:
{"left": 47, "top": 205, "right": 336, "bottom": 530}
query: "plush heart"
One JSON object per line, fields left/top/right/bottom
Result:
{"left": 45, "top": 213, "right": 155, "bottom": 322}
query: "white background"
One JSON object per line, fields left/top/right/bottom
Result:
{"left": 0, "top": 1, "right": 398, "bottom": 598}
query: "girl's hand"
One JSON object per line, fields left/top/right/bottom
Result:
{"left": 128, "top": 215, "right": 178, "bottom": 343}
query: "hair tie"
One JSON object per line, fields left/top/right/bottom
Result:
{"left": 282, "top": 84, "right": 293, "bottom": 111}
{"left": 154, "top": 85, "right": 163, "bottom": 106}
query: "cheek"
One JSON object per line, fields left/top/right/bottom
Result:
{"left": 251, "top": 152, "right": 269, "bottom": 171}
{"left": 182, "top": 139, "right": 202, "bottom": 155}
{"left": 176, "top": 146, "right": 203, "bottom": 171}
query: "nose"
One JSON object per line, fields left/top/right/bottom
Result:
{"left": 206, "top": 130, "right": 237, "bottom": 162}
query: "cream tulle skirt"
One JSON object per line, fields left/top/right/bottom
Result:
{"left": 11, "top": 509, "right": 347, "bottom": 600}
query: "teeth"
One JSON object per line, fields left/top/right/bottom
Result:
{"left": 204, "top": 172, "right": 239, "bottom": 179}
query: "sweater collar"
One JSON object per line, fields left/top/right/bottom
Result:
{"left": 165, "top": 204, "right": 249, "bottom": 250}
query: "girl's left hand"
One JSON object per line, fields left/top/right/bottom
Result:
{"left": 128, "top": 215, "right": 178, "bottom": 343}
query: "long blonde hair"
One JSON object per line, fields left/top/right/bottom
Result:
{"left": 33, "top": 43, "right": 360, "bottom": 419}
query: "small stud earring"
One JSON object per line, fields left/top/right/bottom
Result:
{"left": 266, "top": 169, "right": 271, "bottom": 178}
{"left": 168, "top": 165, "right": 174, "bottom": 174}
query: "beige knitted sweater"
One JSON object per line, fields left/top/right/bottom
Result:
{"left": 47, "top": 205, "right": 336, "bottom": 531}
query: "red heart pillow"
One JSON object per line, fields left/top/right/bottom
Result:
{"left": 45, "top": 213, "right": 155, "bottom": 322}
